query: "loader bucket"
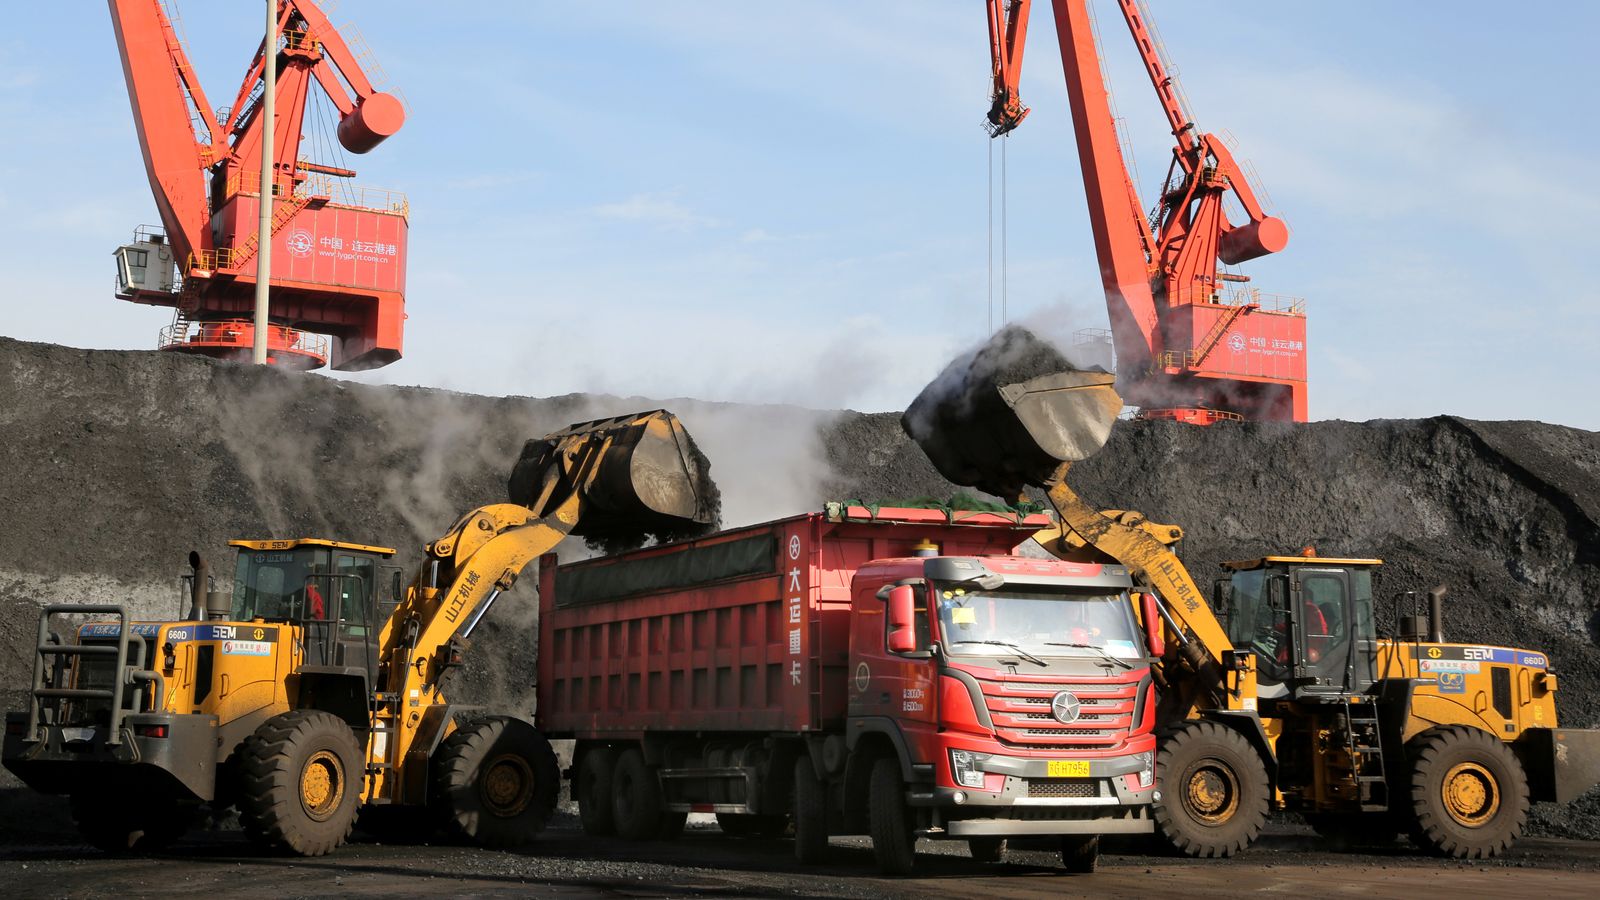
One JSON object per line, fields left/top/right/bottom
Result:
{"left": 902, "top": 326, "right": 1122, "bottom": 498}
{"left": 508, "top": 410, "right": 720, "bottom": 543}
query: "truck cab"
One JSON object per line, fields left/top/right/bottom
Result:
{"left": 846, "top": 550, "right": 1157, "bottom": 857}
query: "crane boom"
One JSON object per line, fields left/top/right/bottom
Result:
{"left": 984, "top": 0, "right": 1308, "bottom": 423}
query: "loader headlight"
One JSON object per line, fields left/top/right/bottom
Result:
{"left": 949, "top": 749, "right": 990, "bottom": 789}
{"left": 1135, "top": 751, "right": 1154, "bottom": 788}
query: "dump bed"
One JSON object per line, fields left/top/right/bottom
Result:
{"left": 536, "top": 504, "right": 1049, "bottom": 739}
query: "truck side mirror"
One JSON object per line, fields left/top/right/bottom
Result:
{"left": 1138, "top": 592, "right": 1166, "bottom": 658}
{"left": 886, "top": 585, "right": 917, "bottom": 653}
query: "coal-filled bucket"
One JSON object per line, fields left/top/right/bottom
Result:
{"left": 508, "top": 410, "right": 718, "bottom": 542}
{"left": 902, "top": 327, "right": 1121, "bottom": 498}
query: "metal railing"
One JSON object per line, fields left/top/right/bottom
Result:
{"left": 26, "top": 605, "right": 162, "bottom": 746}
{"left": 158, "top": 319, "right": 331, "bottom": 363}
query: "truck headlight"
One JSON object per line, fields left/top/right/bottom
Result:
{"left": 1135, "top": 751, "right": 1154, "bottom": 788}
{"left": 949, "top": 749, "right": 990, "bottom": 789}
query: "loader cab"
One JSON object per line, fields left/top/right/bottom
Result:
{"left": 228, "top": 539, "right": 399, "bottom": 672}
{"left": 1218, "top": 555, "right": 1381, "bottom": 700}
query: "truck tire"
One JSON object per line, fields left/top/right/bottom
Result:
{"left": 868, "top": 757, "right": 916, "bottom": 875}
{"left": 577, "top": 747, "right": 618, "bottom": 836}
{"left": 611, "top": 748, "right": 666, "bottom": 841}
{"left": 793, "top": 756, "right": 829, "bottom": 864}
{"left": 967, "top": 837, "right": 1006, "bottom": 863}
{"left": 1153, "top": 720, "right": 1269, "bottom": 858}
{"left": 1405, "top": 726, "right": 1529, "bottom": 859}
{"left": 1060, "top": 834, "right": 1099, "bottom": 873}
{"left": 70, "top": 793, "right": 190, "bottom": 854}
{"left": 237, "top": 709, "right": 363, "bottom": 856}
{"left": 431, "top": 716, "right": 560, "bottom": 848}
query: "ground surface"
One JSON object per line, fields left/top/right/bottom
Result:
{"left": 2, "top": 817, "right": 1597, "bottom": 899}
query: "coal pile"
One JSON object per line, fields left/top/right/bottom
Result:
{"left": 0, "top": 334, "right": 1596, "bottom": 838}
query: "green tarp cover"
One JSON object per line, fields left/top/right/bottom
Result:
{"left": 557, "top": 533, "right": 779, "bottom": 608}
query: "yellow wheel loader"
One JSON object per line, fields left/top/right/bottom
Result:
{"left": 3, "top": 410, "right": 715, "bottom": 855}
{"left": 903, "top": 355, "right": 1600, "bottom": 860}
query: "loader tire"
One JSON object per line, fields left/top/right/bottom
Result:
{"left": 1153, "top": 720, "right": 1269, "bottom": 858}
{"left": 868, "top": 757, "right": 917, "bottom": 875}
{"left": 793, "top": 755, "right": 829, "bottom": 864}
{"left": 237, "top": 709, "right": 362, "bottom": 856}
{"left": 1405, "top": 726, "right": 1528, "bottom": 859}
{"left": 431, "top": 716, "right": 559, "bottom": 848}
{"left": 70, "top": 792, "right": 190, "bottom": 854}
{"left": 577, "top": 747, "right": 618, "bottom": 837}
{"left": 611, "top": 748, "right": 667, "bottom": 841}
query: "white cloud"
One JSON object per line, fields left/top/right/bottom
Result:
{"left": 592, "top": 191, "right": 721, "bottom": 231}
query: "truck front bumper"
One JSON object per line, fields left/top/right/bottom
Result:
{"left": 909, "top": 748, "right": 1156, "bottom": 836}
{"left": 3, "top": 711, "right": 218, "bottom": 802}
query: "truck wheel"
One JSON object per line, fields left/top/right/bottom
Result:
{"left": 793, "top": 756, "right": 829, "bottom": 864}
{"left": 431, "top": 716, "right": 559, "bottom": 848}
{"left": 868, "top": 757, "right": 916, "bottom": 875}
{"left": 238, "top": 709, "right": 363, "bottom": 856}
{"left": 577, "top": 747, "right": 618, "bottom": 836}
{"left": 70, "top": 793, "right": 190, "bottom": 854}
{"left": 611, "top": 748, "right": 666, "bottom": 841}
{"left": 1153, "top": 720, "right": 1269, "bottom": 858}
{"left": 1405, "top": 726, "right": 1529, "bottom": 859}
{"left": 1060, "top": 834, "right": 1099, "bottom": 873}
{"left": 1304, "top": 812, "right": 1398, "bottom": 849}
{"left": 967, "top": 837, "right": 1006, "bottom": 864}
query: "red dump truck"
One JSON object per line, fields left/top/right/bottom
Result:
{"left": 536, "top": 503, "right": 1159, "bottom": 874}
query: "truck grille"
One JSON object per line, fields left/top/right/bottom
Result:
{"left": 1027, "top": 779, "right": 1098, "bottom": 799}
{"left": 975, "top": 672, "right": 1141, "bottom": 751}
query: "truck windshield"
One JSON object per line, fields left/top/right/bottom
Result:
{"left": 934, "top": 584, "right": 1144, "bottom": 660}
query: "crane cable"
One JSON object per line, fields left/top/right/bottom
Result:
{"left": 987, "top": 134, "right": 1011, "bottom": 333}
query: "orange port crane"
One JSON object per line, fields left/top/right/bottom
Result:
{"left": 986, "top": 0, "right": 1307, "bottom": 423}
{"left": 108, "top": 0, "right": 408, "bottom": 370}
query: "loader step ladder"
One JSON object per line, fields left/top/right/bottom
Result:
{"left": 1343, "top": 697, "right": 1389, "bottom": 812}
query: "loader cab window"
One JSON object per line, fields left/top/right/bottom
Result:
{"left": 1224, "top": 567, "right": 1291, "bottom": 685}
{"left": 1292, "top": 567, "right": 1374, "bottom": 693}
{"left": 232, "top": 547, "right": 333, "bottom": 623}
{"left": 334, "top": 554, "right": 376, "bottom": 637}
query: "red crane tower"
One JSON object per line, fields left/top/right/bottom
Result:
{"left": 986, "top": 0, "right": 1307, "bottom": 423}
{"left": 107, "top": 0, "right": 408, "bottom": 371}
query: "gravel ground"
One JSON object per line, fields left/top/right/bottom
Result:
{"left": 0, "top": 809, "right": 1596, "bottom": 899}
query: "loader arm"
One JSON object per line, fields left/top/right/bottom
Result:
{"left": 1037, "top": 470, "right": 1244, "bottom": 716}
{"left": 367, "top": 410, "right": 714, "bottom": 803}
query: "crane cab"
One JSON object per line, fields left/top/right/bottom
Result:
{"left": 1215, "top": 554, "right": 1383, "bottom": 701}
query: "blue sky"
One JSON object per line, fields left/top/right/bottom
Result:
{"left": 3, "top": 2, "right": 1596, "bottom": 428}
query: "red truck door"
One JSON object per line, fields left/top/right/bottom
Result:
{"left": 849, "top": 579, "right": 938, "bottom": 735}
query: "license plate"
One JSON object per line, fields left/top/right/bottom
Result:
{"left": 1047, "top": 760, "right": 1089, "bottom": 777}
